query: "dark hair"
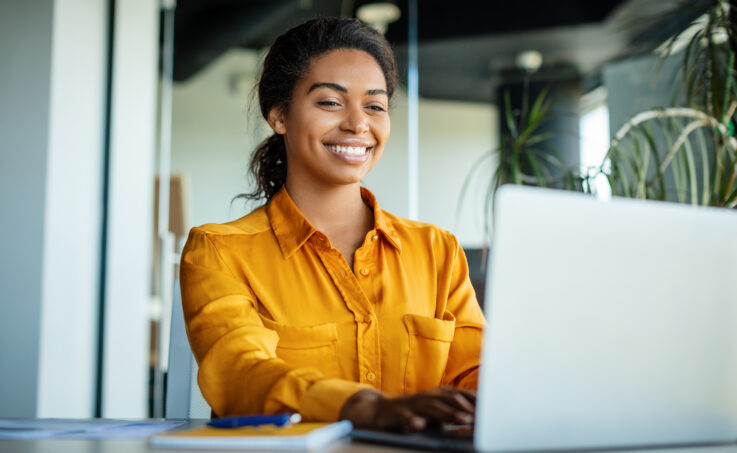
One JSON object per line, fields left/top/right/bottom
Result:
{"left": 241, "top": 17, "right": 397, "bottom": 202}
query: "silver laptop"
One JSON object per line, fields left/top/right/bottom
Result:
{"left": 354, "top": 186, "right": 737, "bottom": 451}
{"left": 475, "top": 185, "right": 737, "bottom": 451}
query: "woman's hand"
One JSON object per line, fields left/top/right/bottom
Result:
{"left": 339, "top": 387, "right": 476, "bottom": 432}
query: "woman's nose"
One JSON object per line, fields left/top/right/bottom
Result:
{"left": 340, "top": 105, "right": 369, "bottom": 134}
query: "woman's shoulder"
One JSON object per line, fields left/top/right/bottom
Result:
{"left": 379, "top": 209, "right": 459, "bottom": 248}
{"left": 189, "top": 205, "right": 271, "bottom": 238}
{"left": 181, "top": 206, "right": 278, "bottom": 267}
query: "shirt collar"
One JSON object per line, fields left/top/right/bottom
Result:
{"left": 359, "top": 186, "right": 402, "bottom": 252}
{"left": 266, "top": 185, "right": 402, "bottom": 259}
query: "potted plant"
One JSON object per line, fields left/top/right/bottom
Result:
{"left": 602, "top": 0, "right": 737, "bottom": 207}
{"left": 462, "top": 0, "right": 736, "bottom": 248}
{"left": 459, "top": 86, "right": 590, "bottom": 240}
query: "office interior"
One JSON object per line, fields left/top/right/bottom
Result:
{"left": 0, "top": 0, "right": 718, "bottom": 420}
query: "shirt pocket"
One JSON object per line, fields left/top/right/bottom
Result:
{"left": 259, "top": 316, "right": 341, "bottom": 378}
{"left": 402, "top": 312, "right": 456, "bottom": 393}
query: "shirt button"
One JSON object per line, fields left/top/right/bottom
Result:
{"left": 366, "top": 371, "right": 376, "bottom": 382}
{"left": 358, "top": 313, "right": 373, "bottom": 324}
{"left": 371, "top": 234, "right": 379, "bottom": 241}
{"left": 360, "top": 267, "right": 370, "bottom": 276}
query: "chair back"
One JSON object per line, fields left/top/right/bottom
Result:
{"left": 165, "top": 282, "right": 211, "bottom": 418}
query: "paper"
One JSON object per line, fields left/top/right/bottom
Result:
{"left": 0, "top": 418, "right": 185, "bottom": 440}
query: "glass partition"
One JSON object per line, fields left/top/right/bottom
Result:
{"left": 149, "top": 0, "right": 714, "bottom": 415}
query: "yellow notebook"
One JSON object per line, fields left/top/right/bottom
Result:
{"left": 150, "top": 421, "right": 353, "bottom": 450}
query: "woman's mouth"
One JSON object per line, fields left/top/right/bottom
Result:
{"left": 324, "top": 144, "right": 371, "bottom": 156}
{"left": 324, "top": 143, "right": 374, "bottom": 163}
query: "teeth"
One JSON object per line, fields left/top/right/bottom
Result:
{"left": 326, "top": 144, "right": 369, "bottom": 155}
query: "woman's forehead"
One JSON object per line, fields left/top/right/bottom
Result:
{"left": 300, "top": 49, "right": 387, "bottom": 92}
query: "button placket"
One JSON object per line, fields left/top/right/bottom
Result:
{"left": 357, "top": 314, "right": 381, "bottom": 388}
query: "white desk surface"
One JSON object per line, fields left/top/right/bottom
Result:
{"left": 0, "top": 420, "right": 735, "bottom": 453}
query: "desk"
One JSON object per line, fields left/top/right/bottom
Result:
{"left": 1, "top": 421, "right": 736, "bottom": 453}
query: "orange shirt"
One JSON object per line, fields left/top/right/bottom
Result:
{"left": 179, "top": 186, "right": 485, "bottom": 421}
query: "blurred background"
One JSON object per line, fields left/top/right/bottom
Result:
{"left": 0, "top": 0, "right": 726, "bottom": 419}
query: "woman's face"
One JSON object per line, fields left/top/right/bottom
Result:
{"left": 269, "top": 48, "right": 391, "bottom": 190}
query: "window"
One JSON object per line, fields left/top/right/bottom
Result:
{"left": 580, "top": 100, "right": 611, "bottom": 200}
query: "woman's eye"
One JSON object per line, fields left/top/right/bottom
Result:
{"left": 368, "top": 105, "right": 386, "bottom": 112}
{"left": 317, "top": 100, "right": 340, "bottom": 107}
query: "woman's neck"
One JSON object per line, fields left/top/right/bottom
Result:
{"left": 284, "top": 180, "right": 374, "bottom": 270}
{"left": 284, "top": 181, "right": 372, "bottom": 233}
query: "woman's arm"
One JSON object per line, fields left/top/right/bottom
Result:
{"left": 180, "top": 227, "right": 369, "bottom": 420}
{"left": 440, "top": 234, "right": 486, "bottom": 390}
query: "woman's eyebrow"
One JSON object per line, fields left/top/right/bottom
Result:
{"left": 308, "top": 82, "right": 388, "bottom": 97}
{"left": 308, "top": 82, "right": 346, "bottom": 93}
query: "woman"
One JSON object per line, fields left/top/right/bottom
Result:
{"left": 179, "top": 17, "right": 485, "bottom": 432}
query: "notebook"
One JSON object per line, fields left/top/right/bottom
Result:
{"left": 150, "top": 420, "right": 352, "bottom": 450}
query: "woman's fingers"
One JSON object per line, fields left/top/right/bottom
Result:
{"left": 408, "top": 396, "right": 473, "bottom": 424}
{"left": 455, "top": 388, "right": 477, "bottom": 406}
{"left": 432, "top": 387, "right": 475, "bottom": 413}
{"left": 339, "top": 388, "right": 383, "bottom": 428}
{"left": 407, "top": 387, "right": 475, "bottom": 420}
{"left": 375, "top": 401, "right": 427, "bottom": 432}
{"left": 340, "top": 387, "right": 477, "bottom": 432}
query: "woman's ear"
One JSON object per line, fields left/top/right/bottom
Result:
{"left": 267, "top": 106, "right": 287, "bottom": 135}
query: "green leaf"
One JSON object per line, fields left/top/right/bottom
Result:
{"left": 520, "top": 81, "right": 531, "bottom": 131}
{"left": 707, "top": 33, "right": 723, "bottom": 118}
{"left": 680, "top": 131, "right": 699, "bottom": 205}
{"left": 721, "top": 51, "right": 734, "bottom": 124}
{"left": 610, "top": 146, "right": 633, "bottom": 198}
{"left": 632, "top": 135, "right": 647, "bottom": 198}
{"left": 510, "top": 152, "right": 521, "bottom": 185}
{"left": 641, "top": 122, "right": 666, "bottom": 200}
{"left": 525, "top": 152, "right": 547, "bottom": 187}
{"left": 695, "top": 126, "right": 712, "bottom": 205}
{"left": 529, "top": 86, "right": 550, "bottom": 125}
{"left": 522, "top": 131, "right": 555, "bottom": 146}
{"left": 712, "top": 137, "right": 725, "bottom": 202}
{"left": 503, "top": 90, "right": 518, "bottom": 139}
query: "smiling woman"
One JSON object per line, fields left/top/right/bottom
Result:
{"left": 272, "top": 49, "right": 390, "bottom": 218}
{"left": 178, "top": 17, "right": 485, "bottom": 432}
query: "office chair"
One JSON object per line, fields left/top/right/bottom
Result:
{"left": 165, "top": 282, "right": 211, "bottom": 418}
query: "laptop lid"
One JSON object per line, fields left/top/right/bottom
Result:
{"left": 475, "top": 186, "right": 737, "bottom": 451}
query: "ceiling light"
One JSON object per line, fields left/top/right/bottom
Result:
{"left": 516, "top": 50, "right": 543, "bottom": 74}
{"left": 356, "top": 2, "right": 401, "bottom": 35}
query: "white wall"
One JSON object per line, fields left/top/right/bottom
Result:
{"left": 0, "top": 0, "right": 108, "bottom": 418}
{"left": 102, "top": 0, "right": 159, "bottom": 418}
{"left": 37, "top": 0, "right": 107, "bottom": 417}
{"left": 0, "top": 0, "right": 54, "bottom": 418}
{"left": 171, "top": 49, "right": 271, "bottom": 227}
{"left": 172, "top": 48, "right": 497, "bottom": 247}
{"left": 2, "top": 0, "right": 161, "bottom": 418}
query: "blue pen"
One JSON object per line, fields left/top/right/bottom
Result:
{"left": 207, "top": 413, "right": 302, "bottom": 428}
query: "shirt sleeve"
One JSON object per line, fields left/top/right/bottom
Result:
{"left": 179, "top": 227, "right": 369, "bottom": 420}
{"left": 440, "top": 233, "right": 486, "bottom": 390}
